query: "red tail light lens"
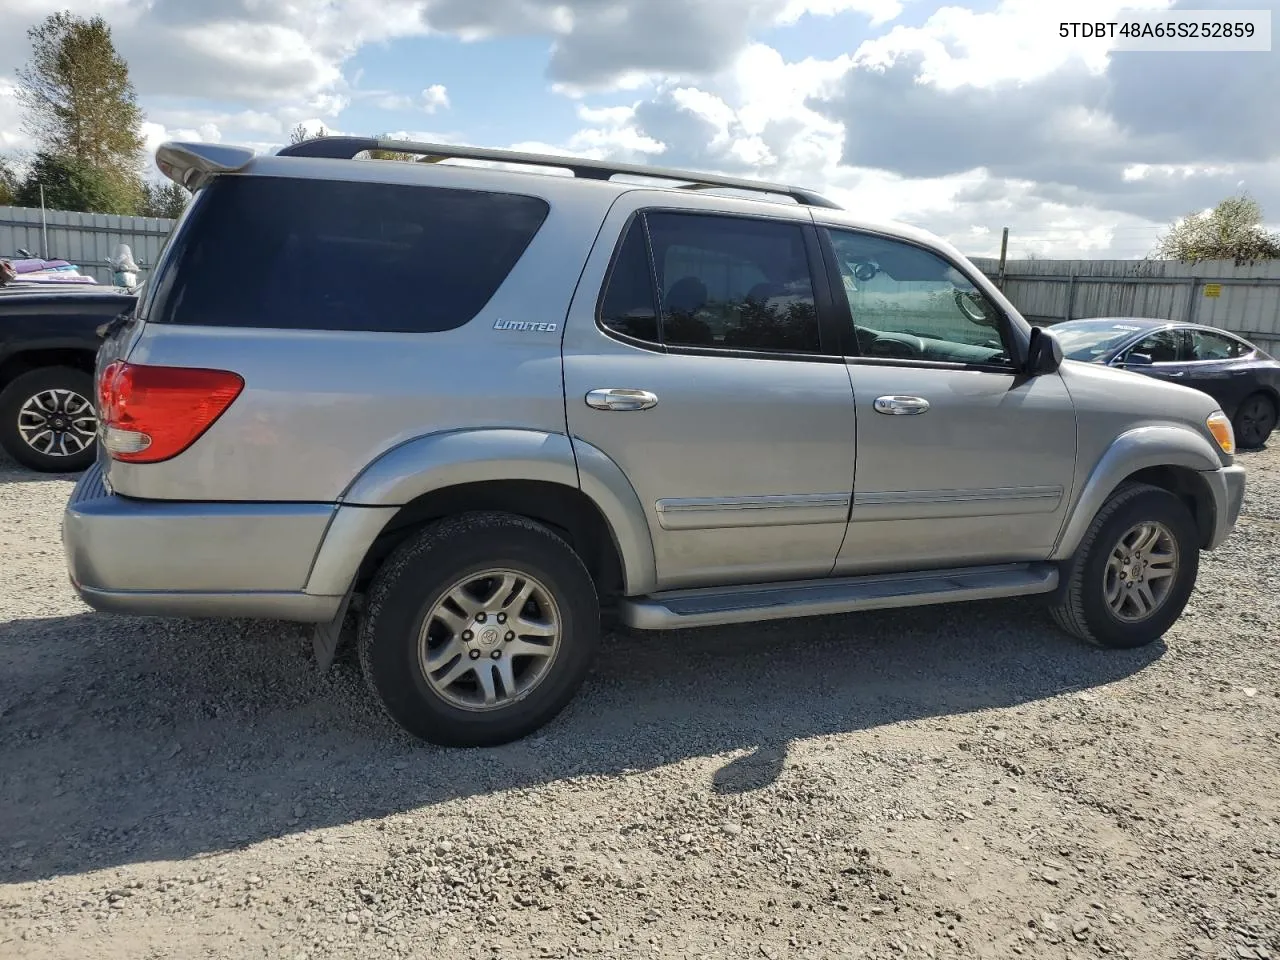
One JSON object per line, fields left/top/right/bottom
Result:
{"left": 98, "top": 361, "right": 244, "bottom": 463}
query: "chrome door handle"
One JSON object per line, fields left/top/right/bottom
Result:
{"left": 873, "top": 395, "right": 930, "bottom": 415}
{"left": 585, "top": 388, "right": 659, "bottom": 411}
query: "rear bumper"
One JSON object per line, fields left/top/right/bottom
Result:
{"left": 1204, "top": 463, "right": 1247, "bottom": 550}
{"left": 62, "top": 462, "right": 347, "bottom": 622}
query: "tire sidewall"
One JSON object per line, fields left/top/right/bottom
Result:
{"left": 362, "top": 515, "right": 600, "bottom": 746}
{"left": 1077, "top": 489, "right": 1200, "bottom": 648}
{"left": 0, "top": 367, "right": 97, "bottom": 472}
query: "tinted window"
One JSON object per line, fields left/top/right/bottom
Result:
{"left": 599, "top": 219, "right": 659, "bottom": 342}
{"left": 1125, "top": 330, "right": 1188, "bottom": 364}
{"left": 827, "top": 229, "right": 1011, "bottom": 366}
{"left": 1190, "top": 330, "right": 1246, "bottom": 361}
{"left": 149, "top": 175, "right": 549, "bottom": 332}
{"left": 643, "top": 212, "right": 821, "bottom": 353}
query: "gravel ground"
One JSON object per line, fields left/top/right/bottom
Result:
{"left": 1, "top": 447, "right": 1278, "bottom": 960}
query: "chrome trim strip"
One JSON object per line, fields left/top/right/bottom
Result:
{"left": 855, "top": 485, "right": 1063, "bottom": 505}
{"left": 852, "top": 485, "right": 1064, "bottom": 521}
{"left": 655, "top": 493, "right": 851, "bottom": 531}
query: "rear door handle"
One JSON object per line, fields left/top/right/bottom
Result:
{"left": 873, "top": 395, "right": 930, "bottom": 415}
{"left": 585, "top": 388, "right": 659, "bottom": 411}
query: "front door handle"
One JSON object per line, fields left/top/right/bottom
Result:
{"left": 585, "top": 388, "right": 659, "bottom": 411}
{"left": 873, "top": 395, "right": 930, "bottom": 415}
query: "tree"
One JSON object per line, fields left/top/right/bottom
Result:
{"left": 0, "top": 160, "right": 19, "bottom": 206}
{"left": 367, "top": 132, "right": 418, "bottom": 162}
{"left": 289, "top": 122, "right": 330, "bottom": 144}
{"left": 1154, "top": 193, "right": 1280, "bottom": 264}
{"left": 14, "top": 151, "right": 140, "bottom": 215}
{"left": 16, "top": 12, "right": 145, "bottom": 193}
{"left": 138, "top": 180, "right": 190, "bottom": 219}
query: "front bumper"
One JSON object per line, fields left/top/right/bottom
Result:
{"left": 62, "top": 462, "right": 345, "bottom": 622}
{"left": 1203, "top": 463, "right": 1247, "bottom": 550}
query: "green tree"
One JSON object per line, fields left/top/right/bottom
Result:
{"left": 1154, "top": 193, "right": 1280, "bottom": 264}
{"left": 0, "top": 160, "right": 19, "bottom": 206}
{"left": 14, "top": 151, "right": 139, "bottom": 215}
{"left": 367, "top": 132, "right": 418, "bottom": 162}
{"left": 16, "top": 11, "right": 145, "bottom": 199}
{"left": 138, "top": 179, "right": 190, "bottom": 218}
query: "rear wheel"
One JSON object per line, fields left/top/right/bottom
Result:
{"left": 358, "top": 511, "right": 600, "bottom": 747}
{"left": 1049, "top": 483, "right": 1199, "bottom": 649}
{"left": 0, "top": 366, "right": 98, "bottom": 472}
{"left": 1232, "top": 392, "right": 1276, "bottom": 449}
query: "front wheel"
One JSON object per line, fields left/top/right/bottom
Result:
{"left": 1049, "top": 483, "right": 1199, "bottom": 649}
{"left": 358, "top": 512, "right": 601, "bottom": 747}
{"left": 0, "top": 366, "right": 98, "bottom": 473}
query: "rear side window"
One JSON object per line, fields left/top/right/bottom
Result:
{"left": 148, "top": 175, "right": 550, "bottom": 333}
{"left": 598, "top": 211, "right": 822, "bottom": 354}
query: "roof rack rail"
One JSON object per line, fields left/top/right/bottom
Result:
{"left": 276, "top": 136, "right": 841, "bottom": 209}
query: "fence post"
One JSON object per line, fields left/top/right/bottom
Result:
{"left": 997, "top": 227, "right": 1009, "bottom": 290}
{"left": 39, "top": 184, "right": 49, "bottom": 259}
{"left": 1065, "top": 274, "right": 1075, "bottom": 322}
{"left": 1184, "top": 279, "right": 1199, "bottom": 324}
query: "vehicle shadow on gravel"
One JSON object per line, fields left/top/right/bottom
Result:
{"left": 0, "top": 600, "right": 1163, "bottom": 884}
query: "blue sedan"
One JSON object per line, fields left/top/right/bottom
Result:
{"left": 1051, "top": 317, "right": 1280, "bottom": 449}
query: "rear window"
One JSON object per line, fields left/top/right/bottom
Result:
{"left": 146, "top": 175, "right": 550, "bottom": 333}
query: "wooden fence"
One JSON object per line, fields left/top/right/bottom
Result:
{"left": 970, "top": 257, "right": 1280, "bottom": 353}
{"left": 1, "top": 205, "right": 176, "bottom": 285}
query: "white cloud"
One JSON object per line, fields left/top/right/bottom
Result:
{"left": 0, "top": 79, "right": 31, "bottom": 154}
{"left": 777, "top": 0, "right": 904, "bottom": 27}
{"left": 421, "top": 84, "right": 450, "bottom": 112}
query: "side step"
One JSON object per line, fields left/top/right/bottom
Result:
{"left": 618, "top": 562, "right": 1059, "bottom": 631}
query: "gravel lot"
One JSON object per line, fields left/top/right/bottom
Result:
{"left": 1, "top": 447, "right": 1278, "bottom": 960}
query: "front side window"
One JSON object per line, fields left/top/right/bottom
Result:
{"left": 149, "top": 175, "right": 549, "bottom": 333}
{"left": 1124, "top": 330, "right": 1188, "bottom": 364}
{"left": 826, "top": 228, "right": 1011, "bottom": 366}
{"left": 642, "top": 212, "right": 822, "bottom": 353}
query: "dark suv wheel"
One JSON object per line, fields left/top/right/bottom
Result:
{"left": 1049, "top": 482, "right": 1199, "bottom": 649}
{"left": 0, "top": 366, "right": 98, "bottom": 473}
{"left": 358, "top": 511, "right": 601, "bottom": 747}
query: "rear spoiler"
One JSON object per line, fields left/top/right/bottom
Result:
{"left": 156, "top": 142, "right": 256, "bottom": 191}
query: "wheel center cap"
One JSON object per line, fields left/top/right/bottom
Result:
{"left": 475, "top": 626, "right": 502, "bottom": 648}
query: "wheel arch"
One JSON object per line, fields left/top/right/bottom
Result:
{"left": 305, "top": 428, "right": 657, "bottom": 600}
{"left": 0, "top": 346, "right": 97, "bottom": 390}
{"left": 1052, "top": 425, "right": 1225, "bottom": 559}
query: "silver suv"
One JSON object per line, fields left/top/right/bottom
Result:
{"left": 64, "top": 137, "right": 1247, "bottom": 747}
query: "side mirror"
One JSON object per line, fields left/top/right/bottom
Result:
{"left": 1123, "top": 352, "right": 1154, "bottom": 367}
{"left": 1026, "top": 326, "right": 1064, "bottom": 375}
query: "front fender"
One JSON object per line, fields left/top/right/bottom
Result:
{"left": 303, "top": 428, "right": 657, "bottom": 597}
{"left": 1050, "top": 424, "right": 1224, "bottom": 561}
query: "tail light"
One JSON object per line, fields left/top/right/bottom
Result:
{"left": 98, "top": 361, "right": 244, "bottom": 463}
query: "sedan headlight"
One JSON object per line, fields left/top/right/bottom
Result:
{"left": 1207, "top": 411, "right": 1235, "bottom": 456}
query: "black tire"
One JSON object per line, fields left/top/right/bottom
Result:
{"left": 358, "top": 511, "right": 600, "bottom": 747}
{"left": 1232, "top": 392, "right": 1276, "bottom": 450}
{"left": 0, "top": 366, "right": 98, "bottom": 473}
{"left": 1049, "top": 482, "right": 1199, "bottom": 649}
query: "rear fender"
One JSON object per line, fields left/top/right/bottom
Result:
{"left": 303, "top": 428, "right": 657, "bottom": 596}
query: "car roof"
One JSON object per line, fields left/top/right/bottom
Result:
{"left": 156, "top": 139, "right": 959, "bottom": 255}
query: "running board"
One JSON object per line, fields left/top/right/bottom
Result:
{"left": 618, "top": 562, "right": 1059, "bottom": 631}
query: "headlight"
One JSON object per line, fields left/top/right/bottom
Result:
{"left": 1207, "top": 411, "right": 1235, "bottom": 456}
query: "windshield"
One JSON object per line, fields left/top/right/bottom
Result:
{"left": 1052, "top": 321, "right": 1151, "bottom": 361}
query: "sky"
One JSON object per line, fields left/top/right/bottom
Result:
{"left": 0, "top": 0, "right": 1277, "bottom": 259}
